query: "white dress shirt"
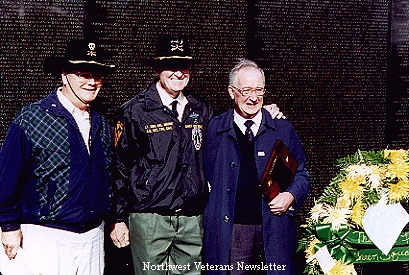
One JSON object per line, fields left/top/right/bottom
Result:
{"left": 233, "top": 110, "right": 262, "bottom": 137}
{"left": 157, "top": 85, "right": 188, "bottom": 122}
{"left": 57, "top": 89, "right": 91, "bottom": 153}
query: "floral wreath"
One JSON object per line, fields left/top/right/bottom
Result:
{"left": 298, "top": 149, "right": 409, "bottom": 275}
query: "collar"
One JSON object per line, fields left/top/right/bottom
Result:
{"left": 233, "top": 110, "right": 262, "bottom": 135}
{"left": 141, "top": 81, "right": 202, "bottom": 112}
{"left": 216, "top": 108, "right": 276, "bottom": 136}
{"left": 57, "top": 88, "right": 89, "bottom": 118}
{"left": 40, "top": 89, "right": 101, "bottom": 129}
{"left": 156, "top": 82, "right": 186, "bottom": 107}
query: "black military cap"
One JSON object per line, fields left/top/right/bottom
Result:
{"left": 143, "top": 34, "right": 199, "bottom": 68}
{"left": 44, "top": 38, "right": 116, "bottom": 76}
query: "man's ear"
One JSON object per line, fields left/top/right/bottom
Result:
{"left": 228, "top": 86, "right": 235, "bottom": 100}
{"left": 61, "top": 72, "right": 68, "bottom": 85}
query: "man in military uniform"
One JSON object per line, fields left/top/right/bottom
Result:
{"left": 110, "top": 34, "right": 211, "bottom": 275}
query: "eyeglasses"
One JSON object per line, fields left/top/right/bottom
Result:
{"left": 71, "top": 71, "right": 105, "bottom": 83}
{"left": 231, "top": 86, "right": 265, "bottom": 97}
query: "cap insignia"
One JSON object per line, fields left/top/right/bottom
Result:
{"left": 170, "top": 39, "right": 184, "bottom": 52}
{"left": 87, "top": 42, "right": 97, "bottom": 57}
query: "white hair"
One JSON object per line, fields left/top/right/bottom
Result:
{"left": 228, "top": 58, "right": 265, "bottom": 87}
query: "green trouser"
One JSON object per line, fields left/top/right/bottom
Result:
{"left": 129, "top": 213, "right": 203, "bottom": 275}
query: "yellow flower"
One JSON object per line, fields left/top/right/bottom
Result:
{"left": 336, "top": 196, "right": 351, "bottom": 209}
{"left": 388, "top": 180, "right": 409, "bottom": 202}
{"left": 305, "top": 238, "right": 320, "bottom": 259}
{"left": 338, "top": 177, "right": 364, "bottom": 200}
{"left": 354, "top": 174, "right": 366, "bottom": 185}
{"left": 322, "top": 205, "right": 351, "bottom": 230}
{"left": 378, "top": 166, "right": 388, "bottom": 180}
{"left": 387, "top": 161, "right": 409, "bottom": 180}
{"left": 350, "top": 198, "right": 365, "bottom": 228}
{"left": 384, "top": 149, "right": 408, "bottom": 163}
{"left": 328, "top": 260, "right": 357, "bottom": 275}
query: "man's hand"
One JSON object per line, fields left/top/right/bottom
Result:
{"left": 110, "top": 222, "right": 130, "bottom": 248}
{"left": 1, "top": 229, "right": 22, "bottom": 259}
{"left": 263, "top": 104, "right": 286, "bottom": 119}
{"left": 268, "top": 192, "right": 294, "bottom": 215}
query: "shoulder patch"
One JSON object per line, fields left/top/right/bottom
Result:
{"left": 114, "top": 120, "right": 124, "bottom": 147}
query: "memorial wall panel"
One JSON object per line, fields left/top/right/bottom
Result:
{"left": 0, "top": 1, "right": 394, "bottom": 273}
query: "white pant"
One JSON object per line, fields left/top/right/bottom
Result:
{"left": 0, "top": 223, "right": 104, "bottom": 275}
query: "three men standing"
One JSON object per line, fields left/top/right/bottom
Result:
{"left": 0, "top": 34, "right": 302, "bottom": 275}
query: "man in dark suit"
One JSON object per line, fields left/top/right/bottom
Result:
{"left": 203, "top": 58, "right": 310, "bottom": 275}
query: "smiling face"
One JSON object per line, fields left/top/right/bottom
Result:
{"left": 228, "top": 66, "right": 264, "bottom": 119}
{"left": 156, "top": 65, "right": 190, "bottom": 98}
{"left": 62, "top": 70, "right": 104, "bottom": 110}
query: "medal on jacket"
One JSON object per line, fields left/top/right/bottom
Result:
{"left": 190, "top": 113, "right": 202, "bottom": 150}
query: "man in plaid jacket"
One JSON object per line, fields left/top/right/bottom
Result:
{"left": 0, "top": 38, "right": 115, "bottom": 275}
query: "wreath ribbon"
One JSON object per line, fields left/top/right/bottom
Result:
{"left": 314, "top": 224, "right": 355, "bottom": 264}
{"left": 314, "top": 223, "right": 409, "bottom": 264}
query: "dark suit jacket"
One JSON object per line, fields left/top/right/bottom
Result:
{"left": 203, "top": 108, "right": 310, "bottom": 275}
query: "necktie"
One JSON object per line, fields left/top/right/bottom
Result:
{"left": 171, "top": 100, "right": 179, "bottom": 118}
{"left": 244, "top": 120, "right": 254, "bottom": 142}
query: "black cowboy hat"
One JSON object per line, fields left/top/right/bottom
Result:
{"left": 44, "top": 38, "right": 116, "bottom": 76}
{"left": 142, "top": 34, "right": 199, "bottom": 68}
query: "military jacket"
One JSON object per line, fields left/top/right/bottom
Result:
{"left": 114, "top": 81, "right": 213, "bottom": 221}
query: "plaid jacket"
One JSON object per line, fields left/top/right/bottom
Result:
{"left": 0, "top": 90, "right": 114, "bottom": 233}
